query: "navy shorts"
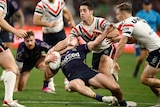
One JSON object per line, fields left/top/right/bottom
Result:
{"left": 65, "top": 68, "right": 98, "bottom": 86}
{"left": 146, "top": 48, "right": 160, "bottom": 68}
{"left": 92, "top": 45, "right": 116, "bottom": 70}
{"left": 43, "top": 29, "right": 66, "bottom": 46}
{"left": 21, "top": 60, "right": 38, "bottom": 73}
{"left": 0, "top": 31, "right": 14, "bottom": 42}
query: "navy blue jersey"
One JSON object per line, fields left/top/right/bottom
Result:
{"left": 16, "top": 39, "right": 52, "bottom": 63}
{"left": 61, "top": 44, "right": 96, "bottom": 80}
{"left": 5, "top": 0, "right": 19, "bottom": 25}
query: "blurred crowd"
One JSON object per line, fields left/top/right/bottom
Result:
{"left": 16, "top": 0, "right": 160, "bottom": 26}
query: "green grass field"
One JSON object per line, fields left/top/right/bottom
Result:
{"left": 0, "top": 50, "right": 158, "bottom": 107}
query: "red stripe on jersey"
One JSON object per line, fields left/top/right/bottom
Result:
{"left": 0, "top": 0, "right": 6, "bottom": 3}
{"left": 82, "top": 27, "right": 93, "bottom": 38}
{"left": 123, "top": 24, "right": 134, "bottom": 27}
{"left": 117, "top": 24, "right": 122, "bottom": 30}
{"left": 100, "top": 19, "right": 105, "bottom": 28}
{"left": 45, "top": 1, "right": 61, "bottom": 15}
{"left": 37, "top": 5, "right": 43, "bottom": 9}
{"left": 73, "top": 27, "right": 78, "bottom": 34}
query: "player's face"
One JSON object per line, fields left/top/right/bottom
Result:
{"left": 79, "top": 6, "right": 92, "bottom": 22}
{"left": 67, "top": 36, "right": 79, "bottom": 47}
{"left": 116, "top": 9, "right": 124, "bottom": 22}
{"left": 24, "top": 36, "right": 35, "bottom": 50}
{"left": 143, "top": 4, "right": 152, "bottom": 12}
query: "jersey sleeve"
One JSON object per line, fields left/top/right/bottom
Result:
{"left": 77, "top": 44, "right": 90, "bottom": 53}
{"left": 10, "top": 0, "right": 19, "bottom": 13}
{"left": 34, "top": 1, "right": 43, "bottom": 16}
{"left": 70, "top": 26, "right": 80, "bottom": 37}
{"left": 119, "top": 20, "right": 134, "bottom": 37}
{"left": 0, "top": 0, "right": 6, "bottom": 12}
{"left": 16, "top": 43, "right": 25, "bottom": 62}
{"left": 98, "top": 17, "right": 110, "bottom": 30}
{"left": 38, "top": 39, "right": 52, "bottom": 53}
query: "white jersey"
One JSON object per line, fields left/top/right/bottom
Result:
{"left": 70, "top": 17, "right": 112, "bottom": 53}
{"left": 0, "top": 0, "right": 7, "bottom": 19}
{"left": 34, "top": 0, "right": 65, "bottom": 33}
{"left": 116, "top": 16, "right": 160, "bottom": 52}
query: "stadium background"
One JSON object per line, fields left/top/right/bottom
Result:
{"left": 12, "top": 0, "right": 160, "bottom": 53}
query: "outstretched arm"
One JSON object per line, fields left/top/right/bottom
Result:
{"left": 87, "top": 24, "right": 117, "bottom": 51}
{"left": 113, "top": 36, "right": 128, "bottom": 71}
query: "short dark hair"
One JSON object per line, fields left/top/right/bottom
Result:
{"left": 24, "top": 31, "right": 35, "bottom": 39}
{"left": 80, "top": 1, "right": 94, "bottom": 10}
{"left": 116, "top": 2, "right": 132, "bottom": 14}
{"left": 143, "top": 0, "right": 151, "bottom": 5}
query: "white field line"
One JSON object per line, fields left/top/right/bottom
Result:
{"left": 20, "top": 100, "right": 155, "bottom": 106}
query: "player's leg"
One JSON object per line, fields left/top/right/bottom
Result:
{"left": 89, "top": 73, "right": 127, "bottom": 106}
{"left": 36, "top": 56, "right": 56, "bottom": 93}
{"left": 68, "top": 79, "right": 117, "bottom": 104}
{"left": 141, "top": 65, "right": 160, "bottom": 106}
{"left": 0, "top": 49, "right": 25, "bottom": 107}
{"left": 133, "top": 43, "right": 147, "bottom": 78}
{"left": 93, "top": 45, "right": 118, "bottom": 81}
{"left": 18, "top": 71, "right": 30, "bottom": 91}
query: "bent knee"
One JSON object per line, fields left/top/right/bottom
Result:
{"left": 140, "top": 74, "right": 149, "bottom": 85}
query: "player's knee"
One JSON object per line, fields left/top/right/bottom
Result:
{"left": 68, "top": 81, "right": 80, "bottom": 90}
{"left": 37, "top": 62, "right": 46, "bottom": 69}
{"left": 140, "top": 74, "right": 148, "bottom": 85}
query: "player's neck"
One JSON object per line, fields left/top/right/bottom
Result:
{"left": 84, "top": 16, "right": 94, "bottom": 26}
{"left": 48, "top": 0, "right": 54, "bottom": 3}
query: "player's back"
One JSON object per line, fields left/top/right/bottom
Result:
{"left": 122, "top": 16, "right": 160, "bottom": 52}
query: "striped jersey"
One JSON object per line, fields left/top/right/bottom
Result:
{"left": 0, "top": 0, "right": 7, "bottom": 19}
{"left": 115, "top": 16, "right": 160, "bottom": 52}
{"left": 34, "top": 0, "right": 65, "bottom": 33}
{"left": 70, "top": 17, "right": 112, "bottom": 53}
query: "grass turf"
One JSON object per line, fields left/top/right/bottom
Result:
{"left": 0, "top": 50, "right": 158, "bottom": 107}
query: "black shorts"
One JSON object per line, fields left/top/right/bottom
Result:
{"left": 21, "top": 60, "right": 38, "bottom": 73}
{"left": 0, "top": 31, "right": 14, "bottom": 42}
{"left": 92, "top": 45, "right": 116, "bottom": 70}
{"left": 66, "top": 68, "right": 98, "bottom": 86}
{"left": 146, "top": 48, "right": 160, "bottom": 68}
{"left": 43, "top": 29, "right": 66, "bottom": 46}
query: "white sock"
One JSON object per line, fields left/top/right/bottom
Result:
{"left": 3, "top": 71, "right": 16, "bottom": 102}
{"left": 48, "top": 77, "right": 55, "bottom": 91}
{"left": 64, "top": 78, "right": 69, "bottom": 85}
{"left": 0, "top": 70, "right": 6, "bottom": 81}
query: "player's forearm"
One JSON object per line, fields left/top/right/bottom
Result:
{"left": 0, "top": 17, "right": 17, "bottom": 34}
{"left": 50, "top": 38, "right": 68, "bottom": 52}
{"left": 88, "top": 30, "right": 107, "bottom": 50}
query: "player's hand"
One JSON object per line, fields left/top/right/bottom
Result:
{"left": 68, "top": 20, "right": 75, "bottom": 28}
{"left": 15, "top": 29, "right": 27, "bottom": 39}
{"left": 48, "top": 21, "right": 58, "bottom": 28}
{"left": 45, "top": 53, "right": 58, "bottom": 65}
{"left": 93, "top": 29, "right": 102, "bottom": 37}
